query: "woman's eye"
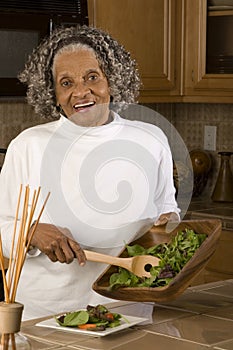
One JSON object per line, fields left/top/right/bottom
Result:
{"left": 87, "top": 74, "right": 99, "bottom": 82}
{"left": 61, "top": 80, "right": 72, "bottom": 87}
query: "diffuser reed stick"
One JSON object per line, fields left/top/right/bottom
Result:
{"left": 0, "top": 184, "right": 50, "bottom": 349}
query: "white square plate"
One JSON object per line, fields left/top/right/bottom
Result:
{"left": 36, "top": 314, "right": 148, "bottom": 337}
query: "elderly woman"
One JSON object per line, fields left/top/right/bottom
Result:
{"left": 0, "top": 25, "right": 179, "bottom": 320}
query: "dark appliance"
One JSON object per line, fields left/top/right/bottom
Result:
{"left": 0, "top": 0, "right": 88, "bottom": 96}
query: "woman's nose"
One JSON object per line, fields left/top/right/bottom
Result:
{"left": 72, "top": 81, "right": 90, "bottom": 97}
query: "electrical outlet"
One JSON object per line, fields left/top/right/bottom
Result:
{"left": 204, "top": 125, "right": 217, "bottom": 151}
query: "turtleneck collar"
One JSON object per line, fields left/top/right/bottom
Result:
{"left": 57, "top": 110, "right": 124, "bottom": 140}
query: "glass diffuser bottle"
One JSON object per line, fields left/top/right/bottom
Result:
{"left": 0, "top": 302, "right": 31, "bottom": 350}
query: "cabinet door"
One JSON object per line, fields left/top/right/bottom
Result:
{"left": 184, "top": 0, "right": 233, "bottom": 102}
{"left": 88, "top": 0, "right": 183, "bottom": 102}
{"left": 206, "top": 229, "right": 233, "bottom": 277}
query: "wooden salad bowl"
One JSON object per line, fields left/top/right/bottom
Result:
{"left": 92, "top": 219, "right": 222, "bottom": 303}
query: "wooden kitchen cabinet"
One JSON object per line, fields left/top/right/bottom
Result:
{"left": 191, "top": 228, "right": 233, "bottom": 285}
{"left": 186, "top": 205, "right": 233, "bottom": 286}
{"left": 184, "top": 0, "right": 233, "bottom": 103}
{"left": 88, "top": 0, "right": 233, "bottom": 103}
{"left": 204, "top": 229, "right": 233, "bottom": 281}
{"left": 87, "top": 0, "right": 183, "bottom": 102}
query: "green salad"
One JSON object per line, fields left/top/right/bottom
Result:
{"left": 109, "top": 229, "right": 207, "bottom": 289}
{"left": 55, "top": 304, "right": 124, "bottom": 331}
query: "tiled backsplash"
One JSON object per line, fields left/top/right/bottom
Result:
{"left": 134, "top": 102, "right": 233, "bottom": 197}
{"left": 0, "top": 100, "right": 232, "bottom": 198}
{"left": 161, "top": 103, "right": 233, "bottom": 196}
{"left": 0, "top": 100, "right": 47, "bottom": 148}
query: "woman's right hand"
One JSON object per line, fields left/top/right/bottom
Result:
{"left": 29, "top": 223, "right": 86, "bottom": 265}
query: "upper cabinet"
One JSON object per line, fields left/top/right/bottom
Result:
{"left": 184, "top": 0, "right": 233, "bottom": 103}
{"left": 88, "top": 0, "right": 183, "bottom": 102}
{"left": 88, "top": 0, "right": 233, "bottom": 103}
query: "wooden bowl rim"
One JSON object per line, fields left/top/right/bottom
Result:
{"left": 93, "top": 219, "right": 222, "bottom": 294}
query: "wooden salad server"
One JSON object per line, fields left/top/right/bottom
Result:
{"left": 84, "top": 250, "right": 160, "bottom": 278}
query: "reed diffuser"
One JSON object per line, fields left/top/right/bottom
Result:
{"left": 0, "top": 185, "right": 50, "bottom": 350}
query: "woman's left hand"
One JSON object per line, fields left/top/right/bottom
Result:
{"left": 154, "top": 212, "right": 180, "bottom": 226}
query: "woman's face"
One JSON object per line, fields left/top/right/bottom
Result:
{"left": 54, "top": 49, "right": 111, "bottom": 127}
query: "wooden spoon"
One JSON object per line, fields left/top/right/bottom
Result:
{"left": 84, "top": 250, "right": 160, "bottom": 278}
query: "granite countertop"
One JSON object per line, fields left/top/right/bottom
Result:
{"left": 188, "top": 196, "right": 233, "bottom": 212}
{"left": 21, "top": 279, "right": 233, "bottom": 350}
{"left": 183, "top": 196, "right": 233, "bottom": 230}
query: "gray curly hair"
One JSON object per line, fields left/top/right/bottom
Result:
{"left": 19, "top": 25, "right": 141, "bottom": 119}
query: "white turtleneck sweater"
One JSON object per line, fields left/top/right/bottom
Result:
{"left": 0, "top": 112, "right": 179, "bottom": 320}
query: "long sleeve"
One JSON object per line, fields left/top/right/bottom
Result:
{"left": 0, "top": 141, "right": 29, "bottom": 257}
{"left": 154, "top": 139, "right": 180, "bottom": 218}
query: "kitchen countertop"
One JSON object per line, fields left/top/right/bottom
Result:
{"left": 187, "top": 196, "right": 233, "bottom": 212}
{"left": 21, "top": 279, "right": 233, "bottom": 350}
{"left": 184, "top": 196, "right": 233, "bottom": 230}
